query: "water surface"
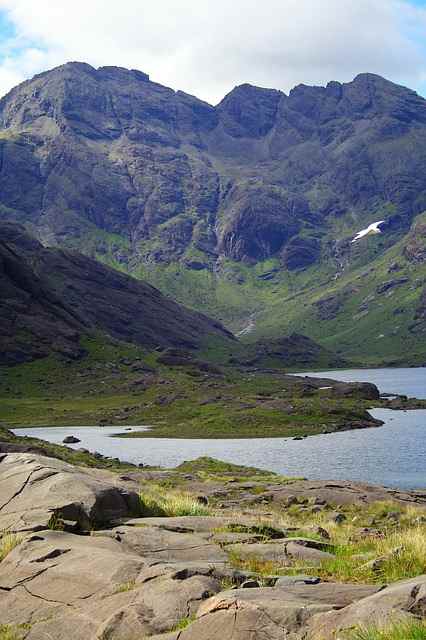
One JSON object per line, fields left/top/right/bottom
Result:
{"left": 13, "top": 368, "right": 426, "bottom": 490}
{"left": 297, "top": 367, "right": 426, "bottom": 399}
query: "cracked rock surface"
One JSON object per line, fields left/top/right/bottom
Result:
{"left": 0, "top": 453, "right": 140, "bottom": 532}
{"left": 1, "top": 452, "right": 425, "bottom": 639}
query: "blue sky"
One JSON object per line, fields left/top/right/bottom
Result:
{"left": 0, "top": 0, "right": 426, "bottom": 103}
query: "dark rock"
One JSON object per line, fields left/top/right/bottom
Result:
{"left": 332, "top": 381, "right": 380, "bottom": 400}
{"left": 376, "top": 277, "right": 409, "bottom": 294}
{"left": 241, "top": 579, "right": 260, "bottom": 588}
{"left": 281, "top": 235, "right": 321, "bottom": 270}
{"left": 62, "top": 436, "right": 81, "bottom": 444}
{"left": 329, "top": 512, "right": 346, "bottom": 524}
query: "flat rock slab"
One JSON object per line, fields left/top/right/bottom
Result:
{"left": 227, "top": 540, "right": 334, "bottom": 566}
{"left": 280, "top": 537, "right": 335, "bottom": 551}
{"left": 0, "top": 530, "right": 144, "bottom": 627}
{"left": 0, "top": 529, "right": 225, "bottom": 640}
{"left": 307, "top": 574, "right": 426, "bottom": 639}
{"left": 97, "top": 524, "right": 229, "bottom": 564}
{"left": 177, "top": 583, "right": 380, "bottom": 640}
{"left": 119, "top": 515, "right": 230, "bottom": 533}
{"left": 266, "top": 480, "right": 426, "bottom": 508}
{"left": 0, "top": 453, "right": 140, "bottom": 531}
{"left": 213, "top": 532, "right": 264, "bottom": 545}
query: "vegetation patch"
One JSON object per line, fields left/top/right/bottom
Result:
{"left": 139, "top": 489, "right": 210, "bottom": 517}
{"left": 171, "top": 615, "right": 196, "bottom": 631}
{"left": 345, "top": 619, "right": 426, "bottom": 640}
{"left": 0, "top": 533, "right": 22, "bottom": 563}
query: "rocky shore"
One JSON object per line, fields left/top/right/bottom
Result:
{"left": 0, "top": 451, "right": 425, "bottom": 639}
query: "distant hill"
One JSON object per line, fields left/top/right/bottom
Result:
{"left": 0, "top": 222, "right": 234, "bottom": 365}
{"left": 0, "top": 63, "right": 425, "bottom": 363}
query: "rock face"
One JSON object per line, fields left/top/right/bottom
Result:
{"left": 177, "top": 583, "right": 381, "bottom": 640}
{"left": 0, "top": 221, "right": 234, "bottom": 364}
{"left": 1, "top": 64, "right": 426, "bottom": 267}
{"left": 1, "top": 63, "right": 426, "bottom": 361}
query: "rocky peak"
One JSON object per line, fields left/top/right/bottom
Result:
{"left": 217, "top": 83, "right": 283, "bottom": 137}
{"left": 339, "top": 72, "right": 426, "bottom": 122}
{"left": 0, "top": 61, "right": 217, "bottom": 142}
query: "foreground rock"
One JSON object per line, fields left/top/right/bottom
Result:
{"left": 1, "top": 452, "right": 425, "bottom": 639}
{"left": 0, "top": 453, "right": 141, "bottom": 531}
{"left": 0, "top": 530, "right": 226, "bottom": 639}
{"left": 176, "top": 583, "right": 381, "bottom": 639}
{"left": 306, "top": 575, "right": 426, "bottom": 639}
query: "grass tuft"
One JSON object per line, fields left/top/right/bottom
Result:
{"left": 0, "top": 532, "right": 22, "bottom": 562}
{"left": 171, "top": 615, "right": 196, "bottom": 631}
{"left": 346, "top": 619, "right": 426, "bottom": 639}
{"left": 0, "top": 625, "right": 29, "bottom": 640}
{"left": 139, "top": 489, "right": 210, "bottom": 517}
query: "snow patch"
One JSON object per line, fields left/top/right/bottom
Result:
{"left": 351, "top": 220, "right": 385, "bottom": 243}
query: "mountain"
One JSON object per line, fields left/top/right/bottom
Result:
{"left": 0, "top": 221, "right": 234, "bottom": 365}
{"left": 0, "top": 62, "right": 425, "bottom": 363}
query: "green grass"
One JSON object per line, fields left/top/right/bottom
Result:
{"left": 113, "top": 581, "right": 136, "bottom": 594}
{"left": 0, "top": 627, "right": 24, "bottom": 640}
{"left": 129, "top": 211, "right": 426, "bottom": 367}
{"left": 176, "top": 456, "right": 275, "bottom": 476}
{"left": 226, "top": 501, "right": 426, "bottom": 585}
{"left": 0, "top": 332, "right": 383, "bottom": 438}
{"left": 346, "top": 620, "right": 426, "bottom": 640}
{"left": 139, "top": 489, "right": 210, "bottom": 517}
{"left": 171, "top": 615, "right": 196, "bottom": 631}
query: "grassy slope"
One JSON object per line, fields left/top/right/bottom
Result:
{"left": 75, "top": 213, "right": 426, "bottom": 367}
{"left": 0, "top": 333, "right": 382, "bottom": 436}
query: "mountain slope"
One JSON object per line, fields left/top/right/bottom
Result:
{"left": 0, "top": 222, "right": 234, "bottom": 365}
{"left": 0, "top": 63, "right": 426, "bottom": 362}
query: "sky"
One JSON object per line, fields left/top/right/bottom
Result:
{"left": 0, "top": 0, "right": 426, "bottom": 105}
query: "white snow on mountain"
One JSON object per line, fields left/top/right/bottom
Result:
{"left": 351, "top": 220, "right": 385, "bottom": 243}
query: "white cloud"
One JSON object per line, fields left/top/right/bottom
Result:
{"left": 0, "top": 0, "right": 425, "bottom": 103}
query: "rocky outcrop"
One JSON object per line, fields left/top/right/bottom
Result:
{"left": 0, "top": 453, "right": 141, "bottom": 531}
{"left": 250, "top": 333, "right": 347, "bottom": 368}
{"left": 404, "top": 214, "right": 426, "bottom": 263}
{"left": 0, "top": 453, "right": 425, "bottom": 639}
{"left": 177, "top": 583, "right": 381, "bottom": 640}
{"left": 281, "top": 235, "right": 321, "bottom": 270}
{"left": 307, "top": 575, "right": 426, "bottom": 639}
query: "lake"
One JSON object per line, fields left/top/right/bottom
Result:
{"left": 13, "top": 368, "right": 426, "bottom": 490}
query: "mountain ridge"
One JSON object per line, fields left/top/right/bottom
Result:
{"left": 0, "top": 62, "right": 425, "bottom": 362}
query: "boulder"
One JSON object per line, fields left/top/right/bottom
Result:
{"left": 0, "top": 453, "right": 141, "bottom": 531}
{"left": 307, "top": 575, "right": 426, "bottom": 639}
{"left": 177, "top": 583, "right": 379, "bottom": 639}
{"left": 62, "top": 435, "right": 81, "bottom": 444}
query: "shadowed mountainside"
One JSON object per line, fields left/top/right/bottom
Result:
{"left": 0, "top": 221, "right": 234, "bottom": 365}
